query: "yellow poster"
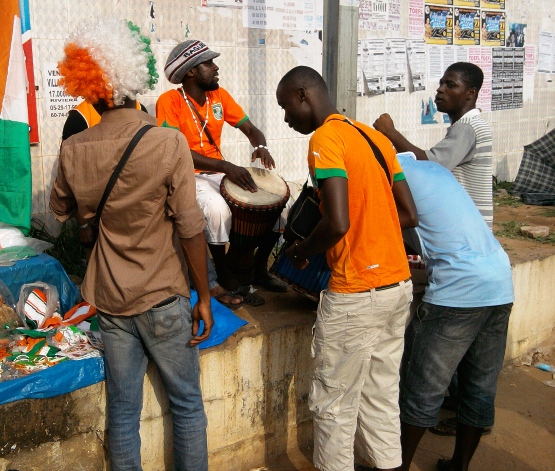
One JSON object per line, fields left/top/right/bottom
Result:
{"left": 454, "top": 8, "right": 480, "bottom": 45}
{"left": 424, "top": 5, "right": 453, "bottom": 45}
{"left": 480, "top": 0, "right": 505, "bottom": 9}
{"left": 481, "top": 10, "right": 506, "bottom": 46}
{"left": 426, "top": 0, "right": 453, "bottom": 5}
{"left": 454, "top": 0, "right": 479, "bottom": 7}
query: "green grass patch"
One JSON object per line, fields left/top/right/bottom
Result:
{"left": 29, "top": 219, "right": 86, "bottom": 279}
{"left": 538, "top": 208, "right": 555, "bottom": 217}
{"left": 495, "top": 220, "right": 555, "bottom": 244}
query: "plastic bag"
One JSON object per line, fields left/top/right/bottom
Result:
{"left": 16, "top": 283, "right": 60, "bottom": 329}
{"left": 0, "top": 223, "right": 53, "bottom": 263}
{"left": 0, "top": 279, "right": 24, "bottom": 335}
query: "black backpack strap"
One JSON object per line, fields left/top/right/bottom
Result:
{"left": 95, "top": 124, "right": 154, "bottom": 224}
{"left": 329, "top": 118, "right": 392, "bottom": 186}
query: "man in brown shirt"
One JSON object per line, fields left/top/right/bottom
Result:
{"left": 50, "top": 19, "right": 213, "bottom": 470}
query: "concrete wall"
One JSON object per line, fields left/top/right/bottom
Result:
{"left": 27, "top": 0, "right": 555, "bottom": 234}
{"left": 1, "top": 254, "right": 554, "bottom": 470}
{"left": 505, "top": 254, "right": 555, "bottom": 360}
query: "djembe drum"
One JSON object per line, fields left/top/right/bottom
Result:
{"left": 220, "top": 167, "right": 290, "bottom": 250}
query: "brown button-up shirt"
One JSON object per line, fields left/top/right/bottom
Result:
{"left": 50, "top": 108, "right": 206, "bottom": 316}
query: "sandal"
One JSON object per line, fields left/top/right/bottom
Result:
{"left": 213, "top": 291, "right": 244, "bottom": 309}
{"left": 243, "top": 291, "right": 265, "bottom": 306}
{"left": 429, "top": 417, "right": 492, "bottom": 437}
{"left": 253, "top": 274, "right": 287, "bottom": 293}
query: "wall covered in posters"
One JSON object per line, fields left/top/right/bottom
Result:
{"left": 22, "top": 0, "right": 555, "bottom": 227}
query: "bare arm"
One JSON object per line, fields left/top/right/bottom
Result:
{"left": 392, "top": 179, "right": 418, "bottom": 229}
{"left": 238, "top": 120, "right": 275, "bottom": 170}
{"left": 180, "top": 232, "right": 214, "bottom": 346}
{"left": 373, "top": 113, "right": 428, "bottom": 160}
{"left": 285, "top": 177, "right": 349, "bottom": 268}
{"left": 190, "top": 149, "right": 258, "bottom": 193}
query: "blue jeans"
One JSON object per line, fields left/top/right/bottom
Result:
{"left": 400, "top": 301, "right": 512, "bottom": 429}
{"left": 98, "top": 296, "right": 208, "bottom": 471}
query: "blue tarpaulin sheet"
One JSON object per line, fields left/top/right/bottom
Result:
{"left": 0, "top": 291, "right": 247, "bottom": 405}
{"left": 0, "top": 253, "right": 79, "bottom": 314}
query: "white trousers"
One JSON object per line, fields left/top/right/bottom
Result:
{"left": 310, "top": 281, "right": 412, "bottom": 471}
{"left": 195, "top": 172, "right": 293, "bottom": 245}
{"left": 195, "top": 173, "right": 231, "bottom": 245}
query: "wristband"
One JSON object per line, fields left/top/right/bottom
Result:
{"left": 255, "top": 144, "right": 268, "bottom": 150}
{"left": 79, "top": 223, "right": 89, "bottom": 229}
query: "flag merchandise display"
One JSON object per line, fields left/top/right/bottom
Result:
{"left": 0, "top": 0, "right": 32, "bottom": 234}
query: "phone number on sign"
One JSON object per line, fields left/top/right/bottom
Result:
{"left": 49, "top": 111, "right": 70, "bottom": 118}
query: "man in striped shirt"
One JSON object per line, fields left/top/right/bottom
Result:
{"left": 374, "top": 62, "right": 493, "bottom": 228}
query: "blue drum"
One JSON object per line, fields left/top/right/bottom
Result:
{"left": 270, "top": 244, "right": 331, "bottom": 302}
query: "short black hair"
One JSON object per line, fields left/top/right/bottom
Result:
{"left": 446, "top": 62, "right": 484, "bottom": 92}
{"left": 278, "top": 66, "right": 328, "bottom": 92}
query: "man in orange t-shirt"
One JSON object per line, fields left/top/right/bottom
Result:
{"left": 276, "top": 66, "right": 418, "bottom": 471}
{"left": 157, "top": 40, "right": 286, "bottom": 299}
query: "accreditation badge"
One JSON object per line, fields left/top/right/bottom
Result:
{"left": 212, "top": 103, "right": 223, "bottom": 120}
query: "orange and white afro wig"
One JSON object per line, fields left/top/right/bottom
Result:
{"left": 58, "top": 19, "right": 158, "bottom": 107}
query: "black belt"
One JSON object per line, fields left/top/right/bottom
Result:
{"left": 375, "top": 277, "right": 411, "bottom": 291}
{"left": 152, "top": 296, "right": 178, "bottom": 308}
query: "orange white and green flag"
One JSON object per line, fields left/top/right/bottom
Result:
{"left": 0, "top": 0, "right": 31, "bottom": 234}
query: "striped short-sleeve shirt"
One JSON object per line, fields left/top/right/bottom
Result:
{"left": 425, "top": 108, "right": 493, "bottom": 228}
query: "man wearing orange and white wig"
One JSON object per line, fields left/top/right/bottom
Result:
{"left": 50, "top": 19, "right": 212, "bottom": 471}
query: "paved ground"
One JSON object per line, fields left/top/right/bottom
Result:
{"left": 251, "top": 345, "right": 555, "bottom": 471}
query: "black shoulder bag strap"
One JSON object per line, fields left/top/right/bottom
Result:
{"left": 178, "top": 88, "right": 224, "bottom": 159}
{"left": 94, "top": 124, "right": 154, "bottom": 224}
{"left": 329, "top": 118, "right": 392, "bottom": 186}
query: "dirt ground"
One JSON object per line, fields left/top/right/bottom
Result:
{"left": 255, "top": 347, "right": 555, "bottom": 471}
{"left": 254, "top": 202, "right": 555, "bottom": 471}
{"left": 492, "top": 199, "right": 555, "bottom": 264}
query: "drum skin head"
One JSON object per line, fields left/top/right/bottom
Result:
{"left": 222, "top": 167, "right": 289, "bottom": 205}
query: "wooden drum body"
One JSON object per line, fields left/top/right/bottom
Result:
{"left": 220, "top": 168, "right": 290, "bottom": 250}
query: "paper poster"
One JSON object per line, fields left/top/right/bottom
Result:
{"left": 454, "top": 8, "right": 480, "bottom": 45}
{"left": 454, "top": 0, "right": 479, "bottom": 6}
{"left": 478, "top": 46, "right": 493, "bottom": 111}
{"left": 359, "top": 0, "right": 401, "bottom": 33}
{"left": 481, "top": 10, "right": 505, "bottom": 47}
{"left": 203, "top": 0, "right": 243, "bottom": 7}
{"left": 425, "top": 0, "right": 453, "bottom": 5}
{"left": 506, "top": 23, "right": 526, "bottom": 48}
{"left": 42, "top": 62, "right": 80, "bottom": 120}
{"left": 408, "top": 0, "right": 424, "bottom": 39}
{"left": 407, "top": 39, "right": 427, "bottom": 91}
{"left": 424, "top": 5, "right": 453, "bottom": 45}
{"left": 242, "top": 0, "right": 318, "bottom": 30}
{"left": 360, "top": 39, "right": 386, "bottom": 95}
{"left": 385, "top": 38, "right": 408, "bottom": 92}
{"left": 523, "top": 45, "right": 536, "bottom": 102}
{"left": 491, "top": 47, "right": 523, "bottom": 110}
{"left": 537, "top": 30, "right": 553, "bottom": 74}
{"left": 480, "top": 0, "right": 505, "bottom": 9}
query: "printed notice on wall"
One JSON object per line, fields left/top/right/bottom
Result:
{"left": 480, "top": 10, "right": 505, "bottom": 46}
{"left": 385, "top": 38, "right": 407, "bottom": 92}
{"left": 524, "top": 45, "right": 536, "bottom": 102}
{"left": 242, "top": 0, "right": 321, "bottom": 30}
{"left": 43, "top": 62, "right": 80, "bottom": 120}
{"left": 480, "top": 0, "right": 504, "bottom": 10}
{"left": 424, "top": 5, "right": 453, "bottom": 45}
{"left": 359, "top": 0, "right": 401, "bottom": 32}
{"left": 407, "top": 39, "right": 427, "bottom": 91}
{"left": 359, "top": 39, "right": 386, "bottom": 95}
{"left": 537, "top": 30, "right": 553, "bottom": 74}
{"left": 408, "top": 0, "right": 424, "bottom": 38}
{"left": 453, "top": 7, "right": 480, "bottom": 45}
